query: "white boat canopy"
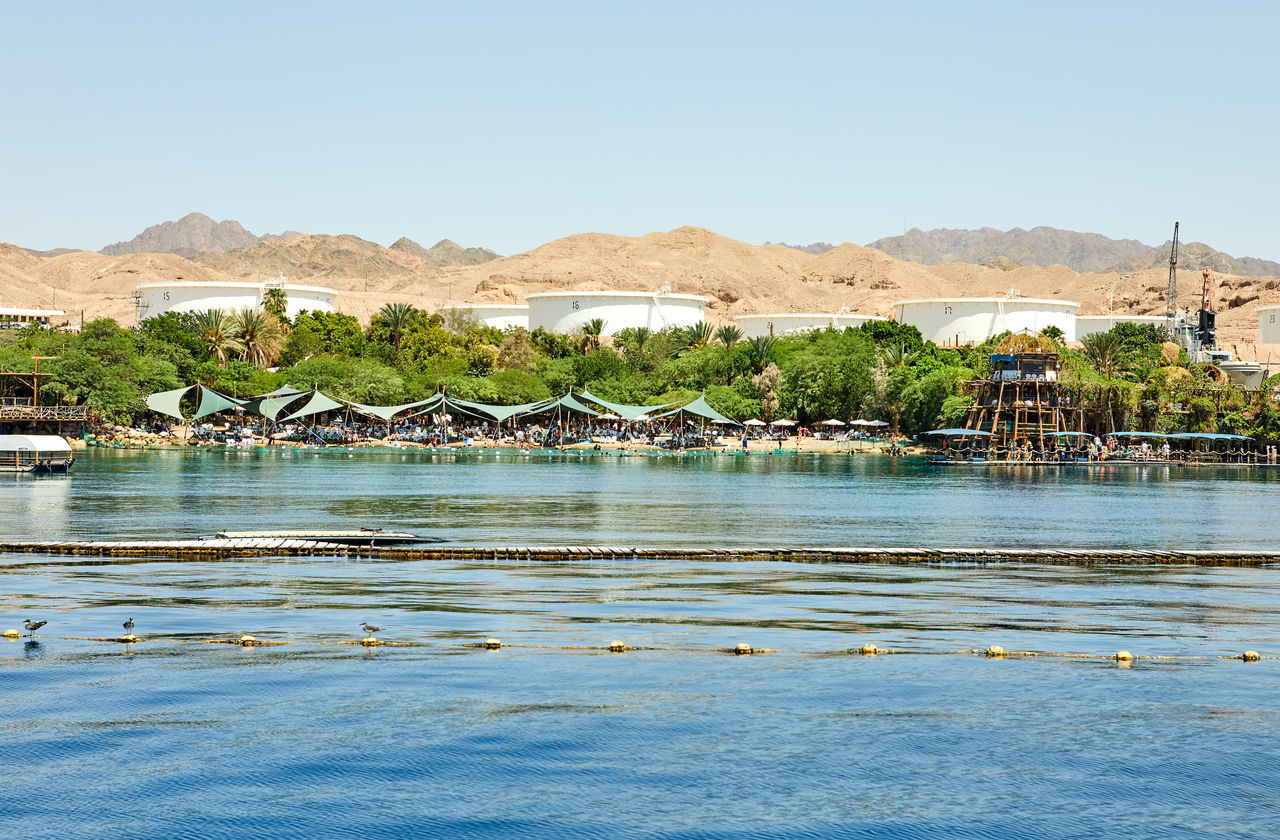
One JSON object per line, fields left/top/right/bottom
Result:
{"left": 0, "top": 434, "right": 72, "bottom": 453}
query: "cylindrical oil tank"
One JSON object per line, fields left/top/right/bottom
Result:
{"left": 1074, "top": 314, "right": 1170, "bottom": 340}
{"left": 1259, "top": 305, "right": 1280, "bottom": 344}
{"left": 733, "top": 313, "right": 883, "bottom": 339}
{"left": 439, "top": 304, "right": 529, "bottom": 331}
{"left": 525, "top": 291, "right": 708, "bottom": 335}
{"left": 892, "top": 297, "right": 1079, "bottom": 345}
{"left": 136, "top": 282, "right": 336, "bottom": 321}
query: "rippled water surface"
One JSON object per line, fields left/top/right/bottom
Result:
{"left": 2, "top": 449, "right": 1279, "bottom": 838}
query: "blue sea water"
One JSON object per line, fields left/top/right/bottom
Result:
{"left": 1, "top": 449, "right": 1278, "bottom": 838}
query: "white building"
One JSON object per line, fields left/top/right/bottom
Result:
{"left": 1074, "top": 315, "right": 1170, "bottom": 340}
{"left": 526, "top": 290, "right": 708, "bottom": 335}
{"left": 1259, "top": 305, "right": 1280, "bottom": 344}
{"left": 734, "top": 313, "right": 882, "bottom": 339}
{"left": 893, "top": 297, "right": 1079, "bottom": 345}
{"left": 135, "top": 280, "right": 337, "bottom": 321}
{"left": 439, "top": 304, "right": 529, "bottom": 331}
{"left": 0, "top": 305, "right": 65, "bottom": 328}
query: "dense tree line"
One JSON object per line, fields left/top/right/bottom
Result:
{"left": 1, "top": 304, "right": 1275, "bottom": 440}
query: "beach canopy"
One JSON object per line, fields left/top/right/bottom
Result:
{"left": 1167, "top": 432, "right": 1253, "bottom": 441}
{"left": 343, "top": 396, "right": 441, "bottom": 422}
{"left": 922, "top": 428, "right": 995, "bottom": 437}
{"left": 525, "top": 393, "right": 604, "bottom": 418}
{"left": 851, "top": 419, "right": 889, "bottom": 427}
{"left": 1114, "top": 431, "right": 1167, "bottom": 437}
{"left": 254, "top": 385, "right": 307, "bottom": 398}
{"left": 1048, "top": 431, "right": 1093, "bottom": 437}
{"left": 145, "top": 386, "right": 194, "bottom": 421}
{"left": 820, "top": 419, "right": 846, "bottom": 426}
{"left": 578, "top": 389, "right": 675, "bottom": 422}
{"left": 192, "top": 386, "right": 244, "bottom": 420}
{"left": 145, "top": 384, "right": 243, "bottom": 421}
{"left": 240, "top": 392, "right": 309, "bottom": 422}
{"left": 770, "top": 419, "right": 797, "bottom": 427}
{"left": 651, "top": 395, "right": 739, "bottom": 426}
{"left": 742, "top": 419, "right": 766, "bottom": 426}
{"left": 281, "top": 390, "right": 347, "bottom": 422}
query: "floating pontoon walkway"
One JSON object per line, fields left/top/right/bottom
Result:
{"left": 1, "top": 540, "right": 1278, "bottom": 566}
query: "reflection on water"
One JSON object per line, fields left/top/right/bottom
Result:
{"left": 3, "top": 451, "right": 1280, "bottom": 838}
{"left": 3, "top": 447, "right": 1280, "bottom": 549}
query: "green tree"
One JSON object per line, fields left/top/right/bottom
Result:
{"left": 230, "top": 309, "right": 286, "bottom": 367}
{"left": 715, "top": 324, "right": 743, "bottom": 348}
{"left": 262, "top": 287, "right": 289, "bottom": 322}
{"left": 191, "top": 309, "right": 243, "bottom": 363}
{"left": 376, "top": 302, "right": 416, "bottom": 353}
{"left": 1081, "top": 331, "right": 1125, "bottom": 379}
{"left": 578, "top": 318, "right": 605, "bottom": 354}
{"left": 747, "top": 335, "right": 776, "bottom": 372}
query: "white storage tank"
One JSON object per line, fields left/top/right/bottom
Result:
{"left": 526, "top": 290, "right": 708, "bottom": 335}
{"left": 439, "top": 304, "right": 529, "bottom": 331}
{"left": 1259, "top": 305, "right": 1280, "bottom": 344}
{"left": 135, "top": 281, "right": 337, "bottom": 321}
{"left": 1075, "top": 315, "right": 1170, "bottom": 340}
{"left": 893, "top": 297, "right": 1079, "bottom": 346}
{"left": 734, "top": 313, "right": 883, "bottom": 338}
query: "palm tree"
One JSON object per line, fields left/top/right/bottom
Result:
{"left": 578, "top": 318, "right": 605, "bottom": 354}
{"left": 262, "top": 287, "right": 288, "bottom": 322}
{"left": 686, "top": 321, "right": 715, "bottom": 348}
{"left": 231, "top": 308, "right": 286, "bottom": 367}
{"left": 378, "top": 302, "right": 416, "bottom": 353}
{"left": 630, "top": 326, "right": 651, "bottom": 352}
{"left": 192, "top": 309, "right": 243, "bottom": 363}
{"left": 747, "top": 335, "right": 776, "bottom": 371}
{"left": 879, "top": 343, "right": 918, "bottom": 367}
{"left": 1081, "top": 332, "right": 1124, "bottom": 379}
{"left": 716, "top": 324, "right": 743, "bottom": 348}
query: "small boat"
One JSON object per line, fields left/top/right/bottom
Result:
{"left": 0, "top": 435, "right": 75, "bottom": 473}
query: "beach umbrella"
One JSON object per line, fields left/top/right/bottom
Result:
{"left": 743, "top": 419, "right": 766, "bottom": 426}
{"left": 820, "top": 419, "right": 846, "bottom": 427}
{"left": 770, "top": 419, "right": 797, "bottom": 427}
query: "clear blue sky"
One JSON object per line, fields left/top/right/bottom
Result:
{"left": 3, "top": 1, "right": 1277, "bottom": 258}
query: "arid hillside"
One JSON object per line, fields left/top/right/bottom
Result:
{"left": 4, "top": 226, "right": 1280, "bottom": 361}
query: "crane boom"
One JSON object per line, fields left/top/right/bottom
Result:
{"left": 1165, "top": 221, "right": 1179, "bottom": 323}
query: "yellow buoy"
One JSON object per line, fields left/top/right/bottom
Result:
{"left": 1242, "top": 651, "right": 1261, "bottom": 662}
{"left": 238, "top": 635, "right": 259, "bottom": 646}
{"left": 484, "top": 637, "right": 502, "bottom": 649}
{"left": 608, "top": 640, "right": 627, "bottom": 652}
{"left": 361, "top": 637, "right": 378, "bottom": 647}
{"left": 1, "top": 629, "right": 20, "bottom": 639}
{"left": 734, "top": 643, "right": 753, "bottom": 655}
{"left": 986, "top": 645, "right": 1006, "bottom": 657}
{"left": 1115, "top": 651, "right": 1134, "bottom": 662}
{"left": 858, "top": 643, "right": 879, "bottom": 655}
{"left": 120, "top": 634, "right": 138, "bottom": 643}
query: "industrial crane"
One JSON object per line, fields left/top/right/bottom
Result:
{"left": 1198, "top": 266, "right": 1216, "bottom": 349}
{"left": 1165, "top": 221, "right": 1179, "bottom": 323}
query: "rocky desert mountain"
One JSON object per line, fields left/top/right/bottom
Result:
{"left": 389, "top": 237, "right": 501, "bottom": 266}
{"left": 101, "top": 212, "right": 267, "bottom": 257}
{"left": 1110, "top": 241, "right": 1280, "bottom": 278}
{"left": 869, "top": 226, "right": 1154, "bottom": 273}
{"left": 5, "top": 223, "right": 1280, "bottom": 360}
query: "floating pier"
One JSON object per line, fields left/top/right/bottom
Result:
{"left": 0, "top": 540, "right": 1278, "bottom": 566}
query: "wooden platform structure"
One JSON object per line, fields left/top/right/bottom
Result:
{"left": 0, "top": 540, "right": 1277, "bottom": 566}
{"left": 964, "top": 352, "right": 1079, "bottom": 446}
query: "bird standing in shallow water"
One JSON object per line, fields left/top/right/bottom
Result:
{"left": 123, "top": 617, "right": 134, "bottom": 634}
{"left": 361, "top": 622, "right": 382, "bottom": 637}
{"left": 24, "top": 619, "right": 46, "bottom": 637}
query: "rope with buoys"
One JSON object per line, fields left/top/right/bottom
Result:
{"left": 2, "top": 630, "right": 1269, "bottom": 663}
